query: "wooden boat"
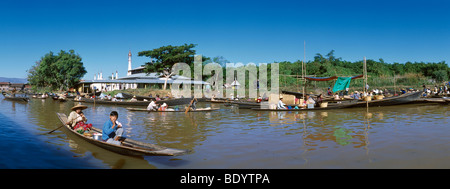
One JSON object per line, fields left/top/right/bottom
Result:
{"left": 120, "top": 92, "right": 155, "bottom": 101}
{"left": 56, "top": 113, "right": 189, "bottom": 156}
{"left": 443, "top": 97, "right": 450, "bottom": 102}
{"left": 352, "top": 91, "right": 422, "bottom": 107}
{"left": 126, "top": 107, "right": 219, "bottom": 112}
{"left": 3, "top": 96, "right": 29, "bottom": 102}
{"left": 225, "top": 101, "right": 263, "bottom": 109}
{"left": 156, "top": 97, "right": 193, "bottom": 106}
{"left": 252, "top": 102, "right": 357, "bottom": 111}
{"left": 414, "top": 97, "right": 448, "bottom": 104}
{"left": 206, "top": 99, "right": 230, "bottom": 103}
{"left": 82, "top": 97, "right": 193, "bottom": 106}
{"left": 82, "top": 98, "right": 151, "bottom": 106}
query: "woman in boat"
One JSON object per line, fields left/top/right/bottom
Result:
{"left": 306, "top": 94, "right": 316, "bottom": 105}
{"left": 66, "top": 104, "right": 91, "bottom": 132}
{"left": 102, "top": 111, "right": 124, "bottom": 145}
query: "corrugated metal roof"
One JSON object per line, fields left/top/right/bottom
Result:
{"left": 80, "top": 79, "right": 209, "bottom": 85}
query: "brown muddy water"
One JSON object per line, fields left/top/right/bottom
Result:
{"left": 0, "top": 96, "right": 449, "bottom": 168}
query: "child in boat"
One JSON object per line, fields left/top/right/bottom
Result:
{"left": 102, "top": 111, "right": 124, "bottom": 145}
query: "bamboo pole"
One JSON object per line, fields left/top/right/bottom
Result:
{"left": 364, "top": 57, "right": 368, "bottom": 109}
{"left": 302, "top": 41, "right": 306, "bottom": 100}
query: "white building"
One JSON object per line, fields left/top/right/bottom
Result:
{"left": 78, "top": 50, "right": 208, "bottom": 93}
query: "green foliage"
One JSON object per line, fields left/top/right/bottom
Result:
{"left": 279, "top": 50, "right": 449, "bottom": 90}
{"left": 138, "top": 43, "right": 209, "bottom": 74}
{"left": 27, "top": 50, "right": 86, "bottom": 91}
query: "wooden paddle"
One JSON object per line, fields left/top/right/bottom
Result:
{"left": 185, "top": 98, "right": 196, "bottom": 114}
{"left": 47, "top": 124, "right": 64, "bottom": 134}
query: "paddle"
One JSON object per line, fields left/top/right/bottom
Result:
{"left": 47, "top": 124, "right": 64, "bottom": 134}
{"left": 185, "top": 98, "right": 196, "bottom": 114}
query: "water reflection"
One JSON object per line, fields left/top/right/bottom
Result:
{"left": 1, "top": 95, "right": 450, "bottom": 168}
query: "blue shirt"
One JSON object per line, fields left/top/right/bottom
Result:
{"left": 102, "top": 119, "right": 118, "bottom": 141}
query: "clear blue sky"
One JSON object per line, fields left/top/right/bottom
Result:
{"left": 0, "top": 0, "right": 448, "bottom": 79}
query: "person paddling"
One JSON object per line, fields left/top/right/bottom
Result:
{"left": 66, "top": 104, "right": 91, "bottom": 132}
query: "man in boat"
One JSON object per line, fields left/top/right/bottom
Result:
{"left": 147, "top": 100, "right": 159, "bottom": 111}
{"left": 277, "top": 96, "right": 287, "bottom": 109}
{"left": 102, "top": 111, "right": 124, "bottom": 145}
{"left": 66, "top": 104, "right": 91, "bottom": 132}
{"left": 130, "top": 96, "right": 138, "bottom": 102}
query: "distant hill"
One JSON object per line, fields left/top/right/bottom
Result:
{"left": 0, "top": 77, "right": 28, "bottom": 83}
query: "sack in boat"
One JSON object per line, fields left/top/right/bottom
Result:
{"left": 363, "top": 96, "right": 372, "bottom": 101}
{"left": 320, "top": 102, "right": 328, "bottom": 108}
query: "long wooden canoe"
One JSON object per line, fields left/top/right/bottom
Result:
{"left": 252, "top": 102, "right": 358, "bottom": 111}
{"left": 81, "top": 97, "right": 193, "bottom": 106}
{"left": 82, "top": 98, "right": 151, "bottom": 106}
{"left": 56, "top": 113, "right": 190, "bottom": 156}
{"left": 126, "top": 107, "right": 219, "bottom": 112}
{"left": 225, "top": 101, "right": 262, "bottom": 109}
{"left": 414, "top": 97, "right": 449, "bottom": 104}
{"left": 352, "top": 91, "right": 422, "bottom": 107}
{"left": 3, "top": 96, "right": 29, "bottom": 102}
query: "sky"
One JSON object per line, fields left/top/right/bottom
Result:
{"left": 0, "top": 0, "right": 448, "bottom": 79}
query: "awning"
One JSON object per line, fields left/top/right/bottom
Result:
{"left": 305, "top": 75, "right": 363, "bottom": 81}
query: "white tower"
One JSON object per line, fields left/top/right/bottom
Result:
{"left": 127, "top": 50, "right": 132, "bottom": 76}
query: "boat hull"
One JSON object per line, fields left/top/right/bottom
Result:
{"left": 353, "top": 91, "right": 422, "bottom": 107}
{"left": 126, "top": 107, "right": 219, "bottom": 112}
{"left": 56, "top": 113, "right": 189, "bottom": 156}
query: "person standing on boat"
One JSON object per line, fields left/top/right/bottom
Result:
{"left": 102, "top": 111, "right": 124, "bottom": 145}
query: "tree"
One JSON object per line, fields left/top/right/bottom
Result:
{"left": 27, "top": 50, "right": 86, "bottom": 91}
{"left": 432, "top": 70, "right": 448, "bottom": 82}
{"left": 138, "top": 44, "right": 209, "bottom": 90}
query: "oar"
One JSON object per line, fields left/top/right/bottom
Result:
{"left": 47, "top": 124, "right": 64, "bottom": 134}
{"left": 185, "top": 98, "right": 196, "bottom": 114}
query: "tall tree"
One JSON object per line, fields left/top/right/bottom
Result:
{"left": 27, "top": 50, "right": 86, "bottom": 91}
{"left": 138, "top": 43, "right": 209, "bottom": 90}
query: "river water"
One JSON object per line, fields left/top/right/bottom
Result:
{"left": 0, "top": 96, "right": 449, "bottom": 169}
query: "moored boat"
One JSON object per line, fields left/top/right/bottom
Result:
{"left": 82, "top": 98, "right": 151, "bottom": 106}
{"left": 3, "top": 96, "right": 29, "bottom": 102}
{"left": 252, "top": 101, "right": 357, "bottom": 111}
{"left": 352, "top": 91, "right": 422, "bottom": 107}
{"left": 56, "top": 113, "right": 190, "bottom": 156}
{"left": 126, "top": 107, "right": 219, "bottom": 112}
{"left": 81, "top": 97, "right": 193, "bottom": 106}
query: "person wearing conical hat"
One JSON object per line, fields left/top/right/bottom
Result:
{"left": 66, "top": 104, "right": 88, "bottom": 128}
{"left": 277, "top": 95, "right": 287, "bottom": 109}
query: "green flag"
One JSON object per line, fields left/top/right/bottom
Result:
{"left": 332, "top": 77, "right": 352, "bottom": 93}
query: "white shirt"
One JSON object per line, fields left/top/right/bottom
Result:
{"left": 147, "top": 101, "right": 157, "bottom": 110}
{"left": 277, "top": 100, "right": 286, "bottom": 109}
